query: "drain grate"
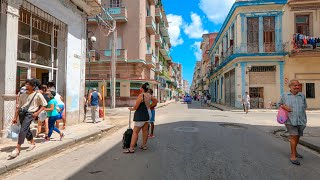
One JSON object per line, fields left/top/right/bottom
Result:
{"left": 219, "top": 123, "right": 246, "bottom": 129}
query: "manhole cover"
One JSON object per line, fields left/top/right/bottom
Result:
{"left": 173, "top": 127, "right": 199, "bottom": 133}
{"left": 219, "top": 123, "right": 246, "bottom": 129}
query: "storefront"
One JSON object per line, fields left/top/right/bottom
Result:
{"left": 0, "top": 0, "right": 91, "bottom": 137}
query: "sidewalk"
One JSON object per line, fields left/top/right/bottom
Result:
{"left": 275, "top": 126, "right": 320, "bottom": 153}
{"left": 0, "top": 121, "right": 114, "bottom": 175}
{"left": 210, "top": 102, "right": 320, "bottom": 113}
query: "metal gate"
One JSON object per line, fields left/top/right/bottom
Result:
{"left": 224, "top": 69, "right": 235, "bottom": 106}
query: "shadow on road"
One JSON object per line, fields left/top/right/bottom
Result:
{"left": 66, "top": 120, "right": 320, "bottom": 180}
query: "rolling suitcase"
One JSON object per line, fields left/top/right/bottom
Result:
{"left": 122, "top": 111, "right": 133, "bottom": 149}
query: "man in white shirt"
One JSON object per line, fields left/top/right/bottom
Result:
{"left": 10, "top": 79, "right": 48, "bottom": 158}
{"left": 243, "top": 92, "right": 250, "bottom": 114}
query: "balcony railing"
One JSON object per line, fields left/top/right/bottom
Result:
{"left": 291, "top": 34, "right": 320, "bottom": 55}
{"left": 156, "top": 63, "right": 163, "bottom": 73}
{"left": 155, "top": 34, "right": 163, "bottom": 47}
{"left": 100, "top": 49, "right": 127, "bottom": 61}
{"left": 155, "top": 7, "right": 163, "bottom": 23}
{"left": 146, "top": 54, "right": 157, "bottom": 68}
{"left": 219, "top": 43, "right": 288, "bottom": 61}
{"left": 146, "top": 16, "right": 156, "bottom": 35}
{"left": 107, "top": 6, "right": 128, "bottom": 22}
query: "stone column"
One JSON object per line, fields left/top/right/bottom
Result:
{"left": 0, "top": 0, "right": 22, "bottom": 137}
{"left": 259, "top": 16, "right": 264, "bottom": 53}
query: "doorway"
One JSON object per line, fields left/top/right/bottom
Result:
{"left": 249, "top": 87, "right": 264, "bottom": 109}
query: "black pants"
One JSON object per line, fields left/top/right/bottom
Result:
{"left": 18, "top": 113, "right": 34, "bottom": 145}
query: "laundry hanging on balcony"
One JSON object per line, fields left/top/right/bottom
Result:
{"left": 293, "top": 33, "right": 320, "bottom": 50}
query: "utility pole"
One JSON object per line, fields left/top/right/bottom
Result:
{"left": 110, "top": 20, "right": 117, "bottom": 109}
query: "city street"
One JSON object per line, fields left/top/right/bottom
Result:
{"left": 3, "top": 102, "right": 320, "bottom": 180}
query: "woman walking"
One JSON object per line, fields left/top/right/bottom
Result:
{"left": 44, "top": 91, "right": 64, "bottom": 141}
{"left": 124, "top": 83, "right": 152, "bottom": 153}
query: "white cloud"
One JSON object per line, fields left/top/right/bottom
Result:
{"left": 199, "top": 0, "right": 235, "bottom": 24}
{"left": 183, "top": 13, "right": 209, "bottom": 39}
{"left": 191, "top": 41, "right": 202, "bottom": 61}
{"left": 167, "top": 14, "right": 184, "bottom": 47}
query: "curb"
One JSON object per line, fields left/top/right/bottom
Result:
{"left": 0, "top": 125, "right": 114, "bottom": 175}
{"left": 274, "top": 129, "right": 320, "bottom": 154}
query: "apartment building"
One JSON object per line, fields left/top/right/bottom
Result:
{"left": 190, "top": 61, "right": 202, "bottom": 95}
{"left": 208, "top": 0, "right": 288, "bottom": 109}
{"left": 86, "top": 0, "right": 172, "bottom": 106}
{"left": 0, "top": 0, "right": 101, "bottom": 137}
{"left": 282, "top": 0, "right": 320, "bottom": 109}
{"left": 200, "top": 33, "right": 218, "bottom": 95}
{"left": 182, "top": 80, "right": 190, "bottom": 95}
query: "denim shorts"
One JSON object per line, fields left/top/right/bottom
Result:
{"left": 285, "top": 124, "right": 306, "bottom": 136}
{"left": 150, "top": 110, "right": 155, "bottom": 122}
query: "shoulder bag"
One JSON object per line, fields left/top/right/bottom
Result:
{"left": 19, "top": 92, "right": 38, "bottom": 117}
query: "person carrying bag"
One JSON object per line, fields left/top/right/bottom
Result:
{"left": 124, "top": 83, "right": 152, "bottom": 153}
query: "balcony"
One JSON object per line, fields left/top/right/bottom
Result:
{"left": 160, "top": 68, "right": 170, "bottom": 80}
{"left": 160, "top": 42, "right": 171, "bottom": 61}
{"left": 72, "top": 0, "right": 102, "bottom": 16}
{"left": 100, "top": 49, "right": 127, "bottom": 62}
{"left": 160, "top": 21, "right": 169, "bottom": 37}
{"left": 155, "top": 7, "right": 163, "bottom": 23}
{"left": 146, "top": 16, "right": 156, "bottom": 35}
{"left": 291, "top": 36, "right": 320, "bottom": 57}
{"left": 156, "top": 63, "right": 163, "bottom": 73}
{"left": 219, "top": 43, "right": 288, "bottom": 62}
{"left": 155, "top": 34, "right": 163, "bottom": 47}
{"left": 107, "top": 7, "right": 128, "bottom": 22}
{"left": 146, "top": 54, "right": 157, "bottom": 68}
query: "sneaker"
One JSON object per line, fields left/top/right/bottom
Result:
{"left": 148, "top": 134, "right": 155, "bottom": 138}
{"left": 8, "top": 149, "right": 20, "bottom": 158}
{"left": 26, "top": 144, "right": 36, "bottom": 151}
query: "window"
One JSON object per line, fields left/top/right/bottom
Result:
{"left": 250, "top": 66, "right": 276, "bottom": 72}
{"left": 296, "top": 15, "right": 310, "bottom": 35}
{"left": 306, "top": 83, "right": 315, "bottom": 98}
{"left": 247, "top": 17, "right": 259, "bottom": 53}
{"left": 263, "top": 16, "right": 275, "bottom": 52}
{"left": 110, "top": 0, "right": 121, "bottom": 7}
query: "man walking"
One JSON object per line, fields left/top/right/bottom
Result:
{"left": 88, "top": 88, "right": 102, "bottom": 123}
{"left": 243, "top": 92, "right": 250, "bottom": 114}
{"left": 280, "top": 79, "right": 307, "bottom": 166}
{"left": 10, "top": 79, "right": 48, "bottom": 158}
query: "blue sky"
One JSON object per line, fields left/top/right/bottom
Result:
{"left": 162, "top": 0, "right": 234, "bottom": 84}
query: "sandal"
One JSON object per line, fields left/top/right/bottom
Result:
{"left": 290, "top": 159, "right": 300, "bottom": 165}
{"left": 296, "top": 153, "right": 303, "bottom": 159}
{"left": 8, "top": 149, "right": 20, "bottom": 159}
{"left": 139, "top": 146, "right": 148, "bottom": 150}
{"left": 123, "top": 149, "right": 135, "bottom": 154}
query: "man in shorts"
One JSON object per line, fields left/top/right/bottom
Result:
{"left": 279, "top": 79, "right": 307, "bottom": 166}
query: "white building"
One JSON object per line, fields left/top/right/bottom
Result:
{"left": 183, "top": 80, "right": 190, "bottom": 95}
{"left": 0, "top": 0, "right": 102, "bottom": 137}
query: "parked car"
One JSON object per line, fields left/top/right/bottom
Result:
{"left": 184, "top": 95, "right": 192, "bottom": 104}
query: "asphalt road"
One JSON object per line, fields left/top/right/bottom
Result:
{"left": 4, "top": 102, "right": 320, "bottom": 180}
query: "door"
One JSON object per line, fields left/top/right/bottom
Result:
{"left": 225, "top": 73, "right": 231, "bottom": 106}
{"left": 249, "top": 87, "right": 264, "bottom": 109}
{"left": 230, "top": 69, "right": 236, "bottom": 107}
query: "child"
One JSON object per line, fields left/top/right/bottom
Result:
{"left": 147, "top": 89, "right": 158, "bottom": 138}
{"left": 44, "top": 91, "right": 64, "bottom": 141}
